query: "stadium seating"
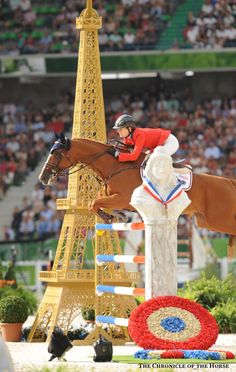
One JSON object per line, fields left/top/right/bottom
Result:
{"left": 1, "top": 90, "right": 235, "bottom": 241}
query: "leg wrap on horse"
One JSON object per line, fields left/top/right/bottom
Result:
{"left": 97, "top": 209, "right": 129, "bottom": 224}
{"left": 97, "top": 209, "right": 114, "bottom": 224}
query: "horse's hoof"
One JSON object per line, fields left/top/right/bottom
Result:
{"left": 114, "top": 212, "right": 129, "bottom": 223}
{"left": 97, "top": 209, "right": 114, "bottom": 224}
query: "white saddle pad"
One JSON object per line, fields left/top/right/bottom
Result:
{"left": 174, "top": 171, "right": 192, "bottom": 191}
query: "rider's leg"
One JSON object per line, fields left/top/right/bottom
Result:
{"left": 162, "top": 134, "right": 179, "bottom": 156}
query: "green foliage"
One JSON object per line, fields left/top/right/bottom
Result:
{"left": 135, "top": 296, "right": 145, "bottom": 306}
{"left": 179, "top": 273, "right": 236, "bottom": 333}
{"left": 0, "top": 260, "right": 4, "bottom": 280}
{"left": 67, "top": 326, "right": 89, "bottom": 341}
{"left": 211, "top": 299, "right": 236, "bottom": 333}
{"left": 81, "top": 307, "right": 95, "bottom": 321}
{"left": 179, "top": 273, "right": 236, "bottom": 310}
{"left": 0, "top": 295, "right": 28, "bottom": 323}
{"left": 0, "top": 286, "right": 38, "bottom": 315}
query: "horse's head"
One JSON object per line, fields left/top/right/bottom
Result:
{"left": 39, "top": 132, "right": 72, "bottom": 186}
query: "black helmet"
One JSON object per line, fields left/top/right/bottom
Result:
{"left": 113, "top": 115, "right": 136, "bottom": 130}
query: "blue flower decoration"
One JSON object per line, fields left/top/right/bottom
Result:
{"left": 134, "top": 350, "right": 151, "bottom": 359}
{"left": 183, "top": 350, "right": 221, "bottom": 360}
{"left": 134, "top": 349, "right": 228, "bottom": 360}
{"left": 160, "top": 317, "right": 186, "bottom": 333}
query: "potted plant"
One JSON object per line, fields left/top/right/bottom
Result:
{"left": 81, "top": 307, "right": 95, "bottom": 324}
{"left": 0, "top": 296, "right": 28, "bottom": 341}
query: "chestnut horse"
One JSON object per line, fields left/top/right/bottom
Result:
{"left": 39, "top": 133, "right": 236, "bottom": 252}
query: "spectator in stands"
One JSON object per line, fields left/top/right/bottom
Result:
{"left": 184, "top": 0, "right": 236, "bottom": 49}
{"left": 2, "top": 225, "right": 15, "bottom": 241}
{"left": 204, "top": 141, "right": 221, "bottom": 159}
{"left": 19, "top": 0, "right": 31, "bottom": 12}
{"left": 0, "top": 0, "right": 180, "bottom": 54}
{"left": 18, "top": 213, "right": 35, "bottom": 239}
{"left": 11, "top": 207, "right": 22, "bottom": 239}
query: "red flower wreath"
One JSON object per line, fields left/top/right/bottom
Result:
{"left": 128, "top": 296, "right": 219, "bottom": 350}
{"left": 161, "top": 350, "right": 184, "bottom": 358}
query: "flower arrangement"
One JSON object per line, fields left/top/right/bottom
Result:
{"left": 128, "top": 296, "right": 219, "bottom": 350}
{"left": 134, "top": 349, "right": 235, "bottom": 360}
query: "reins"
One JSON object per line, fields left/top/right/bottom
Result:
{"left": 46, "top": 140, "right": 140, "bottom": 186}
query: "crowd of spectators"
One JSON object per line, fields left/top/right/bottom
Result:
{"left": 183, "top": 0, "right": 236, "bottom": 49}
{"left": 0, "top": 90, "right": 73, "bottom": 200}
{"left": 0, "top": 0, "right": 180, "bottom": 55}
{"left": 1, "top": 0, "right": 236, "bottom": 55}
{"left": 1, "top": 85, "right": 235, "bottom": 241}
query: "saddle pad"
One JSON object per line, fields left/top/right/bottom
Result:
{"left": 174, "top": 171, "right": 192, "bottom": 191}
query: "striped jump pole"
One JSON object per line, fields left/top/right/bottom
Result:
{"left": 95, "top": 222, "right": 145, "bottom": 330}
{"left": 96, "top": 254, "right": 145, "bottom": 265}
{"left": 96, "top": 285, "right": 145, "bottom": 296}
{"left": 95, "top": 222, "right": 144, "bottom": 231}
{"left": 96, "top": 315, "right": 128, "bottom": 327}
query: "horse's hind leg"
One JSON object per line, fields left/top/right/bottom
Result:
{"left": 228, "top": 235, "right": 236, "bottom": 258}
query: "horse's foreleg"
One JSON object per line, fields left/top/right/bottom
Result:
{"left": 88, "top": 193, "right": 129, "bottom": 223}
{"left": 88, "top": 193, "right": 127, "bottom": 213}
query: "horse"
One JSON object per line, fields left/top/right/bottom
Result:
{"left": 39, "top": 133, "right": 236, "bottom": 253}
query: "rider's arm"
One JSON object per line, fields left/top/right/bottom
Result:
{"left": 118, "top": 133, "right": 145, "bottom": 162}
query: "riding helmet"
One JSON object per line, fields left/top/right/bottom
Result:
{"left": 113, "top": 115, "right": 136, "bottom": 130}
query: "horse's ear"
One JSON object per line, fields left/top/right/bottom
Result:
{"left": 54, "top": 131, "right": 59, "bottom": 139}
{"left": 59, "top": 132, "right": 66, "bottom": 143}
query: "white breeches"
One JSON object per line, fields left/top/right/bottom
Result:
{"left": 161, "top": 134, "right": 179, "bottom": 156}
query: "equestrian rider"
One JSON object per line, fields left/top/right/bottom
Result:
{"left": 108, "top": 114, "right": 179, "bottom": 161}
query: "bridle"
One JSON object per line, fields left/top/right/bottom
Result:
{"left": 43, "top": 139, "right": 139, "bottom": 185}
{"left": 45, "top": 147, "right": 111, "bottom": 181}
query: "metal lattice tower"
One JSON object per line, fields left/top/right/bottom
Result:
{"left": 28, "top": 0, "right": 139, "bottom": 345}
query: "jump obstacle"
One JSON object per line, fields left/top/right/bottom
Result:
{"left": 95, "top": 222, "right": 145, "bottom": 327}
{"left": 96, "top": 254, "right": 145, "bottom": 264}
{"left": 95, "top": 148, "right": 191, "bottom": 327}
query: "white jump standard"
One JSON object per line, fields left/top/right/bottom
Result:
{"left": 130, "top": 147, "right": 191, "bottom": 298}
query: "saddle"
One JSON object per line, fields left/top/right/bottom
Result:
{"left": 141, "top": 154, "right": 193, "bottom": 191}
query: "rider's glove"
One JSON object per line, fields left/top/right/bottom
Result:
{"left": 107, "top": 147, "right": 120, "bottom": 158}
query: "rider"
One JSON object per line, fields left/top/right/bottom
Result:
{"left": 108, "top": 114, "right": 179, "bottom": 162}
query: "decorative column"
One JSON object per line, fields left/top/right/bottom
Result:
{"left": 130, "top": 148, "right": 191, "bottom": 299}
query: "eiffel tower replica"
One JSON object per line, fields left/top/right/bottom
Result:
{"left": 28, "top": 0, "right": 139, "bottom": 345}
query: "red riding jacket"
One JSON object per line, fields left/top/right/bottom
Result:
{"left": 118, "top": 127, "right": 171, "bottom": 162}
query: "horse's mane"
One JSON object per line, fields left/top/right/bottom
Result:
{"left": 72, "top": 137, "right": 145, "bottom": 165}
{"left": 74, "top": 138, "right": 132, "bottom": 153}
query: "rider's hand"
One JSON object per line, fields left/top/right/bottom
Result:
{"left": 107, "top": 147, "right": 120, "bottom": 158}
